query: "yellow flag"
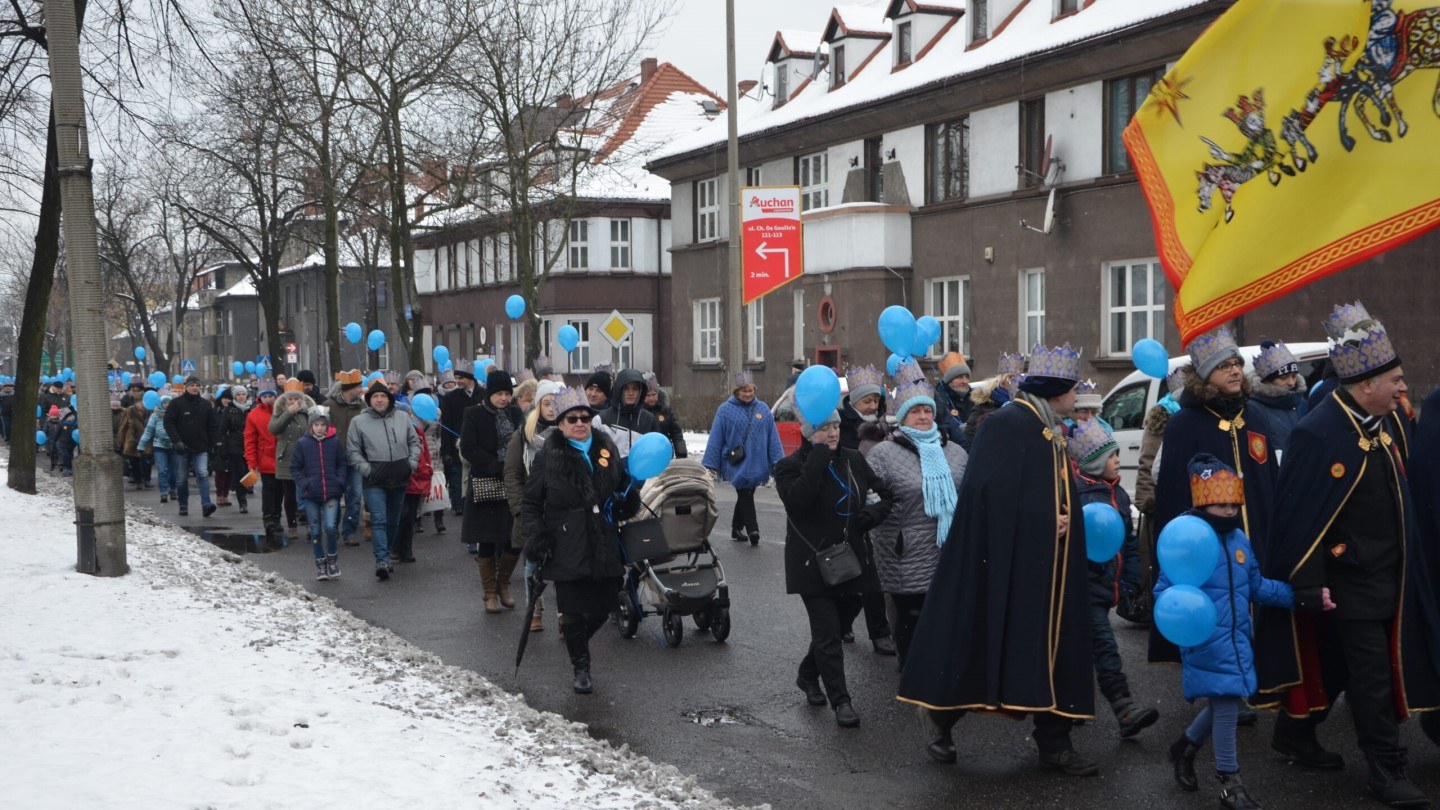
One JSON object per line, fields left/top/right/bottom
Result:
{"left": 1124, "top": 0, "right": 1440, "bottom": 345}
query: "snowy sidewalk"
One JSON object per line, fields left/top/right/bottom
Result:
{"left": 0, "top": 458, "right": 735, "bottom": 809}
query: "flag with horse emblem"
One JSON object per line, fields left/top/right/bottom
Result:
{"left": 1124, "top": 0, "right": 1440, "bottom": 344}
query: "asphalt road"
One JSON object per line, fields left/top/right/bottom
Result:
{"left": 126, "top": 476, "right": 1440, "bottom": 810}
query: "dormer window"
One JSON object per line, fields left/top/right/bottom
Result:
{"left": 971, "top": 0, "right": 989, "bottom": 41}
{"left": 831, "top": 44, "right": 847, "bottom": 88}
{"left": 897, "top": 21, "right": 913, "bottom": 65}
{"left": 775, "top": 63, "right": 790, "bottom": 104}
{"left": 1056, "top": 0, "right": 1078, "bottom": 16}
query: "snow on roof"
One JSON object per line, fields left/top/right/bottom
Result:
{"left": 825, "top": 4, "right": 893, "bottom": 40}
{"left": 771, "top": 29, "right": 825, "bottom": 58}
{"left": 217, "top": 275, "right": 256, "bottom": 299}
{"left": 885, "top": 0, "right": 967, "bottom": 15}
{"left": 654, "top": 0, "right": 1211, "bottom": 164}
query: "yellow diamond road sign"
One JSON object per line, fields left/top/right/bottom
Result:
{"left": 599, "top": 310, "right": 633, "bottom": 349}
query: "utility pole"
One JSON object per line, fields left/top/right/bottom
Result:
{"left": 44, "top": 0, "right": 128, "bottom": 575}
{"left": 724, "top": 0, "right": 743, "bottom": 387}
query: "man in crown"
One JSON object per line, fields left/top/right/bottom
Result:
{"left": 1247, "top": 339, "right": 1308, "bottom": 454}
{"left": 1255, "top": 303, "right": 1440, "bottom": 807}
{"left": 898, "top": 342, "right": 1098, "bottom": 775}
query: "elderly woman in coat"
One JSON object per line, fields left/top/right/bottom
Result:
{"left": 775, "top": 408, "right": 893, "bottom": 729}
{"left": 522, "top": 386, "right": 640, "bottom": 695}
{"left": 702, "top": 371, "right": 784, "bottom": 545}
{"left": 865, "top": 376, "right": 967, "bottom": 669}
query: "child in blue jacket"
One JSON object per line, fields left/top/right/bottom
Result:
{"left": 1158, "top": 453, "right": 1311, "bottom": 809}
{"left": 291, "top": 406, "right": 349, "bottom": 581}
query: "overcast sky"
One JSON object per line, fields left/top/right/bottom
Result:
{"left": 654, "top": 0, "right": 870, "bottom": 94}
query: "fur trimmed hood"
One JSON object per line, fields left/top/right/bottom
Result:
{"left": 1144, "top": 403, "right": 1172, "bottom": 436}
{"left": 1179, "top": 363, "right": 1251, "bottom": 407}
{"left": 1246, "top": 370, "right": 1307, "bottom": 401}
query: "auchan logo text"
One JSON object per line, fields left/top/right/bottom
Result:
{"left": 749, "top": 196, "right": 796, "bottom": 214}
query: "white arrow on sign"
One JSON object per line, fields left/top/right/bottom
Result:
{"left": 755, "top": 241, "right": 791, "bottom": 278}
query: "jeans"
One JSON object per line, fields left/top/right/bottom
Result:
{"left": 152, "top": 449, "right": 174, "bottom": 494}
{"left": 173, "top": 452, "right": 212, "bottom": 508}
{"left": 1089, "top": 603, "right": 1131, "bottom": 704}
{"left": 341, "top": 467, "right": 363, "bottom": 539}
{"left": 363, "top": 486, "right": 407, "bottom": 566}
{"left": 798, "top": 593, "right": 862, "bottom": 707}
{"left": 1187, "top": 695, "right": 1241, "bottom": 773}
{"left": 304, "top": 498, "right": 341, "bottom": 559}
{"left": 732, "top": 487, "right": 757, "bottom": 533}
{"left": 443, "top": 457, "right": 464, "bottom": 514}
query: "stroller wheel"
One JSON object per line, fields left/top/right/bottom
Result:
{"left": 616, "top": 591, "right": 639, "bottom": 639}
{"left": 709, "top": 607, "right": 731, "bottom": 642}
{"left": 693, "top": 607, "right": 713, "bottom": 631}
{"left": 662, "top": 611, "right": 684, "bottom": 648}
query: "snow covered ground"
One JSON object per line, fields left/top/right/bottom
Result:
{"left": 0, "top": 455, "right": 737, "bottom": 809}
{"left": 682, "top": 430, "right": 709, "bottom": 460}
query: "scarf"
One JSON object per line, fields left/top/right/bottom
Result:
{"left": 568, "top": 435, "right": 594, "bottom": 469}
{"left": 1191, "top": 507, "right": 1243, "bottom": 536}
{"left": 899, "top": 425, "right": 957, "bottom": 547}
{"left": 486, "top": 402, "right": 516, "bottom": 462}
{"left": 1337, "top": 389, "right": 1384, "bottom": 437}
{"left": 1017, "top": 391, "right": 1064, "bottom": 436}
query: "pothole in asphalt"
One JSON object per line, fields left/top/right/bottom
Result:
{"left": 682, "top": 707, "right": 747, "bottom": 727}
{"left": 181, "top": 527, "right": 293, "bottom": 555}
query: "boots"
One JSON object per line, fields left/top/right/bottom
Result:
{"left": 1111, "top": 696, "right": 1160, "bottom": 738}
{"left": 1216, "top": 771, "right": 1262, "bottom": 809}
{"left": 562, "top": 619, "right": 593, "bottom": 694}
{"left": 497, "top": 552, "right": 520, "bottom": 609}
{"left": 1365, "top": 754, "right": 1430, "bottom": 808}
{"left": 433, "top": 511, "right": 446, "bottom": 534}
{"left": 236, "top": 493, "right": 248, "bottom": 514}
{"left": 325, "top": 554, "right": 340, "bottom": 579}
{"left": 1170, "top": 734, "right": 1201, "bottom": 791}
{"left": 529, "top": 596, "right": 545, "bottom": 632}
{"left": 315, "top": 557, "right": 330, "bottom": 581}
{"left": 477, "top": 556, "right": 501, "bottom": 613}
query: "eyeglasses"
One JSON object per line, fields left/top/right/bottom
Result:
{"left": 1216, "top": 359, "right": 1244, "bottom": 371}
{"left": 563, "top": 414, "right": 592, "bottom": 424}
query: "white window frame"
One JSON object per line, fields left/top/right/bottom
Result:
{"left": 1102, "top": 258, "right": 1168, "bottom": 357}
{"left": 774, "top": 62, "right": 789, "bottom": 105}
{"left": 1019, "top": 268, "right": 1046, "bottom": 352}
{"left": 792, "top": 286, "right": 805, "bottom": 362}
{"left": 896, "top": 21, "right": 913, "bottom": 65}
{"left": 566, "top": 319, "right": 591, "bottom": 371}
{"left": 927, "top": 276, "right": 971, "bottom": 359}
{"left": 798, "top": 152, "right": 829, "bottom": 212}
{"left": 569, "top": 219, "right": 589, "bottom": 269}
{"left": 971, "top": 0, "right": 989, "bottom": 41}
{"left": 696, "top": 179, "right": 719, "bottom": 242}
{"left": 609, "top": 218, "right": 631, "bottom": 269}
{"left": 747, "top": 297, "right": 764, "bottom": 362}
{"left": 693, "top": 298, "right": 722, "bottom": 364}
{"left": 831, "top": 44, "right": 846, "bottom": 88}
{"left": 745, "top": 166, "right": 763, "bottom": 186}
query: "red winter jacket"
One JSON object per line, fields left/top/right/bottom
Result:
{"left": 406, "top": 422, "right": 433, "bottom": 496}
{"left": 244, "top": 402, "right": 278, "bottom": 475}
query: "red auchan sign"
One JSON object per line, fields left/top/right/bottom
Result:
{"left": 741, "top": 185, "right": 804, "bottom": 305}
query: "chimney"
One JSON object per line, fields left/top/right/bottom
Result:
{"left": 640, "top": 57, "right": 658, "bottom": 84}
{"left": 555, "top": 93, "right": 573, "bottom": 109}
{"left": 738, "top": 80, "right": 758, "bottom": 96}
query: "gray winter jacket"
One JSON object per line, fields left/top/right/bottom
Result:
{"left": 864, "top": 431, "right": 968, "bottom": 595}
{"left": 345, "top": 399, "right": 420, "bottom": 489}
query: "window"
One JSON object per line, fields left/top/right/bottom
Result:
{"left": 377, "top": 279, "right": 387, "bottom": 308}
{"left": 793, "top": 286, "right": 805, "bottom": 361}
{"left": 971, "top": 0, "right": 989, "bottom": 40}
{"left": 927, "top": 117, "right": 969, "bottom": 204}
{"left": 609, "top": 219, "right": 631, "bottom": 269}
{"left": 897, "top": 22, "right": 913, "bottom": 65}
{"left": 747, "top": 297, "right": 764, "bottom": 362}
{"left": 1057, "top": 0, "right": 1079, "bottom": 15}
{"left": 745, "top": 166, "right": 763, "bottom": 187}
{"left": 1020, "top": 97, "right": 1046, "bottom": 188}
{"left": 568, "top": 220, "right": 588, "bottom": 269}
{"left": 928, "top": 277, "right": 972, "bottom": 358}
{"left": 1020, "top": 268, "right": 1045, "bottom": 350}
{"left": 1105, "top": 67, "right": 1165, "bottom": 174}
{"left": 774, "top": 62, "right": 789, "bottom": 105}
{"left": 447, "top": 244, "right": 459, "bottom": 289}
{"left": 831, "top": 44, "right": 846, "bottom": 88}
{"left": 566, "top": 319, "right": 591, "bottom": 371}
{"left": 694, "top": 298, "right": 721, "bottom": 363}
{"left": 695, "top": 179, "right": 719, "bottom": 242}
{"left": 1104, "top": 258, "right": 1167, "bottom": 355}
{"left": 612, "top": 334, "right": 633, "bottom": 371}
{"left": 798, "top": 152, "right": 828, "bottom": 211}
{"left": 864, "top": 137, "right": 884, "bottom": 202}
{"left": 1102, "top": 382, "right": 1150, "bottom": 431}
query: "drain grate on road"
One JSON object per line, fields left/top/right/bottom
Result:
{"left": 681, "top": 707, "right": 746, "bottom": 728}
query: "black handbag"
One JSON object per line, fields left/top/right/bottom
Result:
{"left": 470, "top": 475, "right": 506, "bottom": 504}
{"left": 724, "top": 410, "right": 756, "bottom": 465}
{"left": 812, "top": 541, "right": 862, "bottom": 586}
{"left": 619, "top": 517, "right": 671, "bottom": 563}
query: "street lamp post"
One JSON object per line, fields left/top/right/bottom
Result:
{"left": 724, "top": 0, "right": 743, "bottom": 389}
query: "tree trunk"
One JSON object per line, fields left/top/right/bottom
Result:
{"left": 320, "top": 114, "right": 343, "bottom": 379}
{"left": 8, "top": 112, "right": 62, "bottom": 494}
{"left": 384, "top": 104, "right": 420, "bottom": 370}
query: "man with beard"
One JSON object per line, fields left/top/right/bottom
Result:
{"left": 932, "top": 352, "right": 973, "bottom": 449}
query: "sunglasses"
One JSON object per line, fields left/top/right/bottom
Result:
{"left": 562, "top": 414, "right": 592, "bottom": 424}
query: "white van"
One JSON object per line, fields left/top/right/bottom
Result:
{"left": 1098, "top": 342, "right": 1330, "bottom": 491}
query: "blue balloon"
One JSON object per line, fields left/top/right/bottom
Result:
{"left": 628, "top": 432, "right": 674, "bottom": 480}
{"left": 912, "top": 316, "right": 942, "bottom": 356}
{"left": 505, "top": 294, "right": 526, "bottom": 320}
{"left": 432, "top": 345, "right": 450, "bottom": 365}
{"left": 1132, "top": 338, "right": 1169, "bottom": 380}
{"left": 877, "top": 306, "right": 918, "bottom": 356}
{"left": 478, "top": 358, "right": 495, "bottom": 372}
{"left": 886, "top": 353, "right": 907, "bottom": 376}
{"left": 134, "top": 346, "right": 147, "bottom": 360}
{"left": 148, "top": 371, "right": 167, "bottom": 388}
{"left": 410, "top": 393, "right": 439, "bottom": 422}
{"left": 345, "top": 322, "right": 363, "bottom": 345}
{"left": 142, "top": 390, "right": 160, "bottom": 409}
{"left": 1082, "top": 501, "right": 1126, "bottom": 563}
{"left": 172, "top": 375, "right": 184, "bottom": 384}
{"left": 231, "top": 361, "right": 244, "bottom": 377}
{"left": 69, "top": 395, "right": 77, "bottom": 408}
{"left": 367, "top": 329, "right": 385, "bottom": 351}
{"left": 63, "top": 367, "right": 73, "bottom": 380}
{"left": 439, "top": 359, "right": 453, "bottom": 372}
{"left": 1158, "top": 514, "right": 1223, "bottom": 587}
{"left": 71, "top": 429, "right": 80, "bottom": 444}
{"left": 557, "top": 324, "right": 580, "bottom": 353}
{"left": 1155, "top": 584, "right": 1219, "bottom": 647}
{"left": 35, "top": 430, "right": 46, "bottom": 446}
{"left": 36, "top": 406, "right": 42, "bottom": 417}
{"left": 121, "top": 372, "right": 132, "bottom": 386}
{"left": 795, "top": 365, "right": 842, "bottom": 427}
{"left": 243, "top": 361, "right": 256, "bottom": 374}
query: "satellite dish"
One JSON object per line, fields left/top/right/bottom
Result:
{"left": 1020, "top": 188, "right": 1059, "bottom": 235}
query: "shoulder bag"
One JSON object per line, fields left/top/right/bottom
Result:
{"left": 785, "top": 458, "right": 863, "bottom": 586}
{"left": 724, "top": 409, "right": 756, "bottom": 465}
{"left": 470, "top": 475, "right": 506, "bottom": 503}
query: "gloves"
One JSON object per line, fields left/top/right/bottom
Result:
{"left": 1293, "top": 586, "right": 1326, "bottom": 614}
{"left": 525, "top": 534, "right": 553, "bottom": 564}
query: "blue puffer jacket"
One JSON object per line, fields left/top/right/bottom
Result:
{"left": 701, "top": 396, "right": 784, "bottom": 489}
{"left": 290, "top": 428, "right": 350, "bottom": 503}
{"left": 1155, "top": 515, "right": 1294, "bottom": 701}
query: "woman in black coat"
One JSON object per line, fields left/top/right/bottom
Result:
{"left": 774, "top": 409, "right": 893, "bottom": 728}
{"left": 461, "top": 368, "right": 525, "bottom": 614}
{"left": 522, "top": 387, "right": 641, "bottom": 695}
{"left": 212, "top": 387, "right": 251, "bottom": 510}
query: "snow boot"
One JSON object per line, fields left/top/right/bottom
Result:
{"left": 236, "top": 493, "right": 248, "bottom": 513}
{"left": 325, "top": 554, "right": 340, "bottom": 579}
{"left": 562, "top": 618, "right": 593, "bottom": 694}
{"left": 433, "top": 511, "right": 446, "bottom": 534}
{"left": 496, "top": 552, "right": 520, "bottom": 609}
{"left": 1216, "top": 770, "right": 1262, "bottom": 809}
{"left": 478, "top": 556, "right": 501, "bottom": 613}
{"left": 1112, "top": 696, "right": 1160, "bottom": 738}
{"left": 1170, "top": 734, "right": 1201, "bottom": 791}
{"left": 1365, "top": 754, "right": 1429, "bottom": 807}
{"left": 315, "top": 557, "right": 330, "bottom": 581}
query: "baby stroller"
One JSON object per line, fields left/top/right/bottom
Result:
{"left": 615, "top": 457, "right": 730, "bottom": 647}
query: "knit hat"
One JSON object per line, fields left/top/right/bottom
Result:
{"left": 337, "top": 369, "right": 364, "bottom": 390}
{"left": 47, "top": 405, "right": 59, "bottom": 418}
{"left": 184, "top": 375, "right": 201, "bottom": 386}
{"left": 939, "top": 352, "right": 972, "bottom": 383}
{"left": 893, "top": 379, "right": 937, "bottom": 423}
{"left": 296, "top": 369, "right": 317, "bottom": 385}
{"left": 1188, "top": 452, "right": 1245, "bottom": 506}
{"left": 1188, "top": 325, "right": 1242, "bottom": 381}
{"left": 536, "top": 379, "right": 565, "bottom": 405}
{"left": 486, "top": 368, "right": 514, "bottom": 395}
{"left": 846, "top": 364, "right": 885, "bottom": 404}
{"left": 217, "top": 386, "right": 234, "bottom": 403}
{"left": 585, "top": 369, "right": 612, "bottom": 398}
{"left": 283, "top": 378, "right": 304, "bottom": 394}
{"left": 404, "top": 369, "right": 427, "bottom": 388}
{"left": 800, "top": 409, "right": 841, "bottom": 439}
{"left": 552, "top": 386, "right": 592, "bottom": 418}
{"left": 308, "top": 405, "right": 330, "bottom": 424}
{"left": 364, "top": 379, "right": 391, "bottom": 405}
{"left": 1067, "top": 418, "right": 1119, "bottom": 477}
{"left": 1074, "top": 379, "right": 1102, "bottom": 410}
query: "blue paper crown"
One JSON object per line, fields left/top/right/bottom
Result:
{"left": 1025, "top": 343, "right": 1083, "bottom": 382}
{"left": 893, "top": 378, "right": 935, "bottom": 409}
{"left": 997, "top": 352, "right": 1026, "bottom": 376}
{"left": 731, "top": 370, "right": 754, "bottom": 388}
{"left": 1074, "top": 378, "right": 1102, "bottom": 408}
{"left": 1067, "top": 417, "right": 1118, "bottom": 467}
{"left": 891, "top": 359, "right": 926, "bottom": 387}
{"left": 846, "top": 364, "right": 885, "bottom": 394}
{"left": 1254, "top": 340, "right": 1300, "bottom": 380}
{"left": 553, "top": 386, "right": 591, "bottom": 416}
{"left": 1322, "top": 301, "right": 1397, "bottom": 382}
{"left": 1188, "top": 325, "right": 1238, "bottom": 375}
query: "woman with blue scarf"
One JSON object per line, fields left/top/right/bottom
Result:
{"left": 865, "top": 376, "right": 968, "bottom": 671}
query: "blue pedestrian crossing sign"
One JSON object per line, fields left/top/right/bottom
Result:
{"left": 257, "top": 355, "right": 272, "bottom": 369}
{"left": 181, "top": 359, "right": 196, "bottom": 374}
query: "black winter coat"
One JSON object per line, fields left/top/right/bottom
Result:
{"left": 439, "top": 384, "right": 484, "bottom": 460}
{"left": 775, "top": 442, "right": 893, "bottom": 597}
{"left": 839, "top": 394, "right": 886, "bottom": 452}
{"left": 212, "top": 403, "right": 248, "bottom": 473}
{"left": 644, "top": 389, "right": 687, "bottom": 458}
{"left": 163, "top": 392, "right": 218, "bottom": 453}
{"left": 459, "top": 401, "right": 523, "bottom": 479}
{"left": 521, "top": 429, "right": 641, "bottom": 582}
{"left": 933, "top": 382, "right": 974, "bottom": 450}
{"left": 599, "top": 369, "right": 658, "bottom": 440}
